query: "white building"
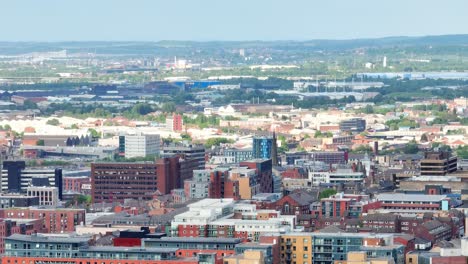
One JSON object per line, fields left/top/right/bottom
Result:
{"left": 124, "top": 133, "right": 160, "bottom": 158}
{"left": 171, "top": 199, "right": 235, "bottom": 235}
{"left": 26, "top": 186, "right": 59, "bottom": 206}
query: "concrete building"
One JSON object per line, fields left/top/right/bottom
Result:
{"left": 122, "top": 132, "right": 160, "bottom": 158}
{"left": 171, "top": 199, "right": 235, "bottom": 237}
{"left": 0, "top": 161, "right": 62, "bottom": 199}
{"left": 0, "top": 195, "right": 39, "bottom": 208}
{"left": 420, "top": 151, "right": 458, "bottom": 176}
{"left": 26, "top": 186, "right": 59, "bottom": 206}
{"left": 339, "top": 118, "right": 366, "bottom": 133}
{"left": 184, "top": 170, "right": 211, "bottom": 199}
{"left": 223, "top": 148, "right": 253, "bottom": 163}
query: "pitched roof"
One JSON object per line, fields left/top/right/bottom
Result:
{"left": 363, "top": 213, "right": 398, "bottom": 222}
{"left": 287, "top": 190, "right": 316, "bottom": 206}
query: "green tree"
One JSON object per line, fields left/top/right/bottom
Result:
{"left": 36, "top": 139, "right": 45, "bottom": 146}
{"left": 46, "top": 118, "right": 60, "bottom": 126}
{"left": 402, "top": 141, "right": 419, "bottom": 154}
{"left": 319, "top": 189, "right": 337, "bottom": 199}
{"left": 181, "top": 133, "right": 192, "bottom": 141}
{"left": 132, "top": 103, "right": 153, "bottom": 115}
{"left": 4, "top": 124, "right": 11, "bottom": 130}
{"left": 363, "top": 105, "right": 374, "bottom": 114}
{"left": 161, "top": 102, "right": 176, "bottom": 113}
{"left": 88, "top": 128, "right": 100, "bottom": 138}
{"left": 22, "top": 100, "right": 38, "bottom": 109}
{"left": 351, "top": 145, "right": 373, "bottom": 153}
{"left": 456, "top": 145, "right": 468, "bottom": 159}
{"left": 205, "top": 137, "right": 233, "bottom": 148}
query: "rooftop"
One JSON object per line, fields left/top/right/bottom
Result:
{"left": 7, "top": 233, "right": 90, "bottom": 244}
{"left": 143, "top": 237, "right": 241, "bottom": 244}
{"left": 376, "top": 193, "right": 447, "bottom": 202}
{"left": 83, "top": 246, "right": 178, "bottom": 254}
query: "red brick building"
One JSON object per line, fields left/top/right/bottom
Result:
{"left": 362, "top": 213, "right": 401, "bottom": 233}
{"left": 0, "top": 207, "right": 85, "bottom": 233}
{"left": 209, "top": 170, "right": 240, "bottom": 200}
{"left": 92, "top": 162, "right": 158, "bottom": 203}
{"left": 156, "top": 156, "right": 181, "bottom": 195}
{"left": 172, "top": 114, "right": 183, "bottom": 132}
{"left": 63, "top": 176, "right": 90, "bottom": 193}
{"left": 272, "top": 190, "right": 316, "bottom": 215}
{"left": 414, "top": 220, "right": 452, "bottom": 244}
{"left": 0, "top": 219, "right": 43, "bottom": 253}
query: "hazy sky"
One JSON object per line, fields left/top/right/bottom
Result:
{"left": 2, "top": 0, "right": 468, "bottom": 41}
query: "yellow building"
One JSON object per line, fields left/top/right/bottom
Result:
{"left": 229, "top": 168, "right": 258, "bottom": 199}
{"left": 281, "top": 233, "right": 313, "bottom": 264}
{"left": 334, "top": 252, "right": 393, "bottom": 264}
{"left": 223, "top": 250, "right": 264, "bottom": 264}
{"left": 406, "top": 252, "right": 419, "bottom": 264}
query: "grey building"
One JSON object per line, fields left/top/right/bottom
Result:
{"left": 339, "top": 118, "right": 366, "bottom": 133}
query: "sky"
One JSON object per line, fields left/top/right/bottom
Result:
{"left": 2, "top": 0, "right": 468, "bottom": 41}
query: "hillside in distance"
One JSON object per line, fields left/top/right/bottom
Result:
{"left": 0, "top": 34, "right": 468, "bottom": 56}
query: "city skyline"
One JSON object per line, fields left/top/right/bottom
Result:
{"left": 1, "top": 0, "right": 468, "bottom": 41}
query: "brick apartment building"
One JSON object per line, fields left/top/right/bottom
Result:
{"left": 0, "top": 207, "right": 85, "bottom": 233}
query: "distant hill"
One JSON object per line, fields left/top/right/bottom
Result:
{"left": 0, "top": 34, "right": 468, "bottom": 55}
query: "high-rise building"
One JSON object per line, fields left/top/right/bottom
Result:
{"left": 155, "top": 156, "right": 180, "bottom": 195}
{"left": 339, "top": 118, "right": 366, "bottom": 133}
{"left": 240, "top": 159, "right": 273, "bottom": 193}
{"left": 184, "top": 168, "right": 241, "bottom": 200}
{"left": 92, "top": 156, "right": 187, "bottom": 201}
{"left": 163, "top": 145, "right": 206, "bottom": 185}
{"left": 0, "top": 161, "right": 63, "bottom": 199}
{"left": 252, "top": 135, "right": 278, "bottom": 164}
{"left": 122, "top": 133, "right": 160, "bottom": 158}
{"left": 223, "top": 148, "right": 253, "bottom": 163}
{"left": 91, "top": 162, "right": 158, "bottom": 203}
{"left": 166, "top": 113, "right": 183, "bottom": 132}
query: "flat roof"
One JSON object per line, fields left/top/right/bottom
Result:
{"left": 83, "top": 246, "right": 178, "bottom": 253}
{"left": 144, "top": 237, "right": 241, "bottom": 244}
{"left": 7, "top": 233, "right": 90, "bottom": 243}
{"left": 376, "top": 193, "right": 447, "bottom": 202}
